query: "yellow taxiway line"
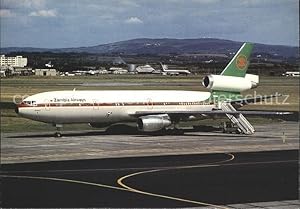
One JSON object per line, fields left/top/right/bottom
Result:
{"left": 117, "top": 153, "right": 235, "bottom": 209}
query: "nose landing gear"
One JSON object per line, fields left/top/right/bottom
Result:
{"left": 54, "top": 124, "right": 63, "bottom": 137}
{"left": 54, "top": 132, "right": 62, "bottom": 137}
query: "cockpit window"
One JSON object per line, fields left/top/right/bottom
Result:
{"left": 23, "top": 101, "right": 37, "bottom": 106}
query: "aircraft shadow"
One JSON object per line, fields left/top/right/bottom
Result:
{"left": 8, "top": 124, "right": 271, "bottom": 139}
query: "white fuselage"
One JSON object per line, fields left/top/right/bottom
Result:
{"left": 161, "top": 64, "right": 191, "bottom": 75}
{"left": 162, "top": 69, "right": 191, "bottom": 75}
{"left": 18, "top": 90, "right": 214, "bottom": 124}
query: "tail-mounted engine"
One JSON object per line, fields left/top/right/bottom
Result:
{"left": 202, "top": 74, "right": 259, "bottom": 92}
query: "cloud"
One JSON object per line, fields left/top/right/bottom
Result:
{"left": 1, "top": 0, "right": 46, "bottom": 9}
{"left": 29, "top": 9, "right": 57, "bottom": 17}
{"left": 0, "top": 9, "right": 16, "bottom": 17}
{"left": 125, "top": 17, "right": 143, "bottom": 24}
{"left": 120, "top": 0, "right": 140, "bottom": 7}
{"left": 190, "top": 0, "right": 220, "bottom": 4}
{"left": 22, "top": 0, "right": 46, "bottom": 8}
{"left": 1, "top": 0, "right": 298, "bottom": 47}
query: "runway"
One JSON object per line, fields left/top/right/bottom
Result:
{"left": 1, "top": 150, "right": 298, "bottom": 208}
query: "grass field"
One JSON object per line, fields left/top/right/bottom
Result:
{"left": 1, "top": 75, "right": 299, "bottom": 133}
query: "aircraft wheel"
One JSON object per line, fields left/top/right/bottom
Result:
{"left": 170, "top": 128, "right": 184, "bottom": 135}
{"left": 54, "top": 132, "right": 62, "bottom": 137}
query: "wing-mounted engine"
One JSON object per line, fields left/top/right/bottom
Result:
{"left": 202, "top": 74, "right": 259, "bottom": 92}
{"left": 137, "top": 114, "right": 171, "bottom": 132}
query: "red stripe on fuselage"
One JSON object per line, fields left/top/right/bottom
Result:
{"left": 18, "top": 101, "right": 212, "bottom": 108}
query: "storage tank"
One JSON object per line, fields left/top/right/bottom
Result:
{"left": 128, "top": 64, "right": 137, "bottom": 72}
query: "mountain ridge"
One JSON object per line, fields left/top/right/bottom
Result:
{"left": 1, "top": 38, "right": 298, "bottom": 57}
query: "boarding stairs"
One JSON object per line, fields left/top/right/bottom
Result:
{"left": 220, "top": 102, "right": 255, "bottom": 135}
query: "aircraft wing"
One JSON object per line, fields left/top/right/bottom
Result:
{"left": 230, "top": 94, "right": 282, "bottom": 106}
{"left": 131, "top": 110, "right": 291, "bottom": 117}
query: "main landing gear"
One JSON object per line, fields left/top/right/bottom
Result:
{"left": 167, "top": 120, "right": 185, "bottom": 135}
{"left": 166, "top": 128, "right": 185, "bottom": 135}
{"left": 54, "top": 124, "right": 63, "bottom": 137}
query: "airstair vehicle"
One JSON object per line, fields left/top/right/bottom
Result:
{"left": 221, "top": 102, "right": 255, "bottom": 135}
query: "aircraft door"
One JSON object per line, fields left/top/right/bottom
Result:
{"left": 93, "top": 99, "right": 99, "bottom": 110}
{"left": 44, "top": 99, "right": 50, "bottom": 111}
{"left": 31, "top": 101, "right": 40, "bottom": 120}
{"left": 147, "top": 98, "right": 153, "bottom": 109}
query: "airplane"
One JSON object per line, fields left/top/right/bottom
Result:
{"left": 16, "top": 43, "right": 289, "bottom": 137}
{"left": 160, "top": 62, "right": 191, "bottom": 76}
{"left": 45, "top": 61, "right": 54, "bottom": 68}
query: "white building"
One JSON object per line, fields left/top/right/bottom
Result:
{"left": 0, "top": 70, "right": 6, "bottom": 77}
{"left": 35, "top": 69, "right": 57, "bottom": 76}
{"left": 109, "top": 67, "right": 124, "bottom": 72}
{"left": 113, "top": 69, "right": 128, "bottom": 74}
{"left": 136, "top": 65, "right": 155, "bottom": 74}
{"left": 0, "top": 55, "right": 28, "bottom": 67}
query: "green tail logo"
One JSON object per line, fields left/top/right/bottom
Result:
{"left": 220, "top": 43, "right": 253, "bottom": 77}
{"left": 209, "top": 43, "right": 254, "bottom": 102}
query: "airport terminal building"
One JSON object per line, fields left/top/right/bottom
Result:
{"left": 0, "top": 55, "right": 28, "bottom": 68}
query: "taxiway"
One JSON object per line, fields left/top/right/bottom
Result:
{"left": 1, "top": 150, "right": 298, "bottom": 208}
{"left": 1, "top": 121, "right": 298, "bottom": 208}
{"left": 1, "top": 122, "right": 298, "bottom": 164}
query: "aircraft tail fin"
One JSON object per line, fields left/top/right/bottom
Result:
{"left": 160, "top": 62, "right": 168, "bottom": 71}
{"left": 207, "top": 43, "right": 256, "bottom": 102}
{"left": 220, "top": 43, "right": 253, "bottom": 77}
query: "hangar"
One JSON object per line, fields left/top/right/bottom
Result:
{"left": 35, "top": 68, "right": 57, "bottom": 76}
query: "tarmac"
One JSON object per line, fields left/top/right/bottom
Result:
{"left": 1, "top": 121, "right": 298, "bottom": 164}
{"left": 1, "top": 121, "right": 299, "bottom": 208}
{"left": 1, "top": 150, "right": 298, "bottom": 208}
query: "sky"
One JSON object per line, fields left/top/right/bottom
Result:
{"left": 0, "top": 0, "right": 299, "bottom": 48}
